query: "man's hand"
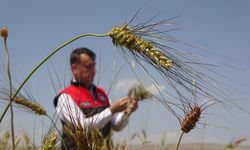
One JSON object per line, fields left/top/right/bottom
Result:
{"left": 109, "top": 97, "right": 138, "bottom": 114}
{"left": 127, "top": 98, "right": 138, "bottom": 113}
{"left": 109, "top": 97, "right": 130, "bottom": 114}
{"left": 109, "top": 97, "right": 139, "bottom": 115}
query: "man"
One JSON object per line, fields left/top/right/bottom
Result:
{"left": 54, "top": 47, "right": 138, "bottom": 149}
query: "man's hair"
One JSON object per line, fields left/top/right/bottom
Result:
{"left": 70, "top": 47, "right": 96, "bottom": 65}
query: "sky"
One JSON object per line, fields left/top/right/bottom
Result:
{"left": 0, "top": 0, "right": 250, "bottom": 146}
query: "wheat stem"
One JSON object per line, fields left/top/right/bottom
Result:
{"left": 0, "top": 33, "right": 109, "bottom": 123}
{"left": 2, "top": 31, "right": 16, "bottom": 150}
{"left": 46, "top": 115, "right": 62, "bottom": 139}
{"left": 176, "top": 131, "right": 184, "bottom": 150}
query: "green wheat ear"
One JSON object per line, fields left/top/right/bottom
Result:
{"left": 124, "top": 84, "right": 153, "bottom": 117}
{"left": 128, "top": 83, "right": 153, "bottom": 101}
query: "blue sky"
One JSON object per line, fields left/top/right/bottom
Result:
{"left": 1, "top": 0, "right": 250, "bottom": 145}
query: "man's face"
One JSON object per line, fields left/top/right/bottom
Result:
{"left": 71, "top": 53, "right": 96, "bottom": 86}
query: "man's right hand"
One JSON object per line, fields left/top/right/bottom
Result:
{"left": 109, "top": 97, "right": 130, "bottom": 114}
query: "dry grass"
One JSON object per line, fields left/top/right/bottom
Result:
{"left": 224, "top": 138, "right": 248, "bottom": 150}
{"left": 0, "top": 130, "right": 248, "bottom": 150}
{"left": 62, "top": 121, "right": 113, "bottom": 150}
{"left": 40, "top": 132, "right": 58, "bottom": 150}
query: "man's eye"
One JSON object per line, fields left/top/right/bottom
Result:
{"left": 85, "top": 64, "right": 95, "bottom": 69}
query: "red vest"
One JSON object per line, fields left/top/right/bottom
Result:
{"left": 61, "top": 85, "right": 110, "bottom": 109}
{"left": 55, "top": 84, "right": 112, "bottom": 149}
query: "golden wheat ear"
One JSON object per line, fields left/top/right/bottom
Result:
{"left": 40, "top": 132, "right": 58, "bottom": 150}
{"left": 13, "top": 97, "right": 46, "bottom": 116}
{"left": 109, "top": 25, "right": 173, "bottom": 70}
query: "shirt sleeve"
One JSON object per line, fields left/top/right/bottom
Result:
{"left": 56, "top": 93, "right": 113, "bottom": 129}
{"left": 111, "top": 111, "right": 129, "bottom": 131}
{"left": 109, "top": 99, "right": 129, "bottom": 131}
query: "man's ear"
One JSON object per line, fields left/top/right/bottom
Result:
{"left": 71, "top": 64, "right": 78, "bottom": 74}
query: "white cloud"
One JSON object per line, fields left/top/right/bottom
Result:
{"left": 146, "top": 83, "right": 165, "bottom": 96}
{"left": 115, "top": 78, "right": 166, "bottom": 97}
{"left": 115, "top": 79, "right": 138, "bottom": 93}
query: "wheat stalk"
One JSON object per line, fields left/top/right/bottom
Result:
{"left": 1, "top": 26, "right": 16, "bottom": 150}
{"left": 0, "top": 131, "right": 10, "bottom": 150}
{"left": 75, "top": 120, "right": 85, "bottom": 150}
{"left": 224, "top": 138, "right": 247, "bottom": 150}
{"left": 62, "top": 120, "right": 112, "bottom": 150}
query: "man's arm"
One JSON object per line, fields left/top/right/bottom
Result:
{"left": 56, "top": 93, "right": 113, "bottom": 129}
{"left": 111, "top": 112, "right": 129, "bottom": 131}
{"left": 110, "top": 98, "right": 138, "bottom": 131}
